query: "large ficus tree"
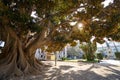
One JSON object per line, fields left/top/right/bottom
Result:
{"left": 0, "top": 0, "right": 120, "bottom": 79}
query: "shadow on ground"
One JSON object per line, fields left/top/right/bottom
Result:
{"left": 40, "top": 62, "right": 120, "bottom": 80}
{"left": 10, "top": 61, "right": 120, "bottom": 80}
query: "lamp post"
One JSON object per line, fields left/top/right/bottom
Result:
{"left": 55, "top": 51, "right": 58, "bottom": 66}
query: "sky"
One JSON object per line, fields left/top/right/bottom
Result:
{"left": 102, "top": 0, "right": 114, "bottom": 7}
{"left": 0, "top": 41, "right": 5, "bottom": 47}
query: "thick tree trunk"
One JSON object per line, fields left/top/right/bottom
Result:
{"left": 0, "top": 26, "right": 43, "bottom": 80}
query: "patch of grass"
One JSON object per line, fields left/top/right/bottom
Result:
{"left": 78, "top": 59, "right": 99, "bottom": 63}
{"left": 64, "top": 59, "right": 99, "bottom": 63}
{"left": 65, "top": 59, "right": 79, "bottom": 62}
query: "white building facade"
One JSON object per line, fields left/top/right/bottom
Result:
{"left": 35, "top": 49, "right": 46, "bottom": 60}
{"left": 35, "top": 47, "right": 68, "bottom": 60}
{"left": 96, "top": 41, "right": 120, "bottom": 59}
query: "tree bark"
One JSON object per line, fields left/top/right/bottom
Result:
{"left": 0, "top": 26, "right": 43, "bottom": 80}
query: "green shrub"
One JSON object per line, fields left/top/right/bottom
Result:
{"left": 86, "top": 53, "right": 95, "bottom": 61}
{"left": 61, "top": 57, "right": 67, "bottom": 61}
{"left": 115, "top": 52, "right": 120, "bottom": 60}
{"left": 82, "top": 54, "right": 86, "bottom": 59}
{"left": 82, "top": 53, "right": 95, "bottom": 61}
{"left": 97, "top": 53, "right": 103, "bottom": 60}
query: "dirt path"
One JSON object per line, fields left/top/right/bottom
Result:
{"left": 11, "top": 61, "right": 120, "bottom": 80}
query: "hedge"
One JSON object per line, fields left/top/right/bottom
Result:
{"left": 97, "top": 53, "right": 103, "bottom": 60}
{"left": 115, "top": 52, "right": 120, "bottom": 60}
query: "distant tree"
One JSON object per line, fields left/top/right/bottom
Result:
{"left": 67, "top": 45, "right": 81, "bottom": 58}
{"left": 80, "top": 41, "right": 97, "bottom": 61}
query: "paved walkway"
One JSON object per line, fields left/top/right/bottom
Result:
{"left": 11, "top": 60, "right": 120, "bottom": 80}
{"left": 100, "top": 60, "right": 120, "bottom": 65}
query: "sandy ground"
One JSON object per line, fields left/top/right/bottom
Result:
{"left": 11, "top": 60, "right": 120, "bottom": 80}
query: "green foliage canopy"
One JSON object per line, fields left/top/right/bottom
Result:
{"left": 1, "top": 0, "right": 120, "bottom": 51}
